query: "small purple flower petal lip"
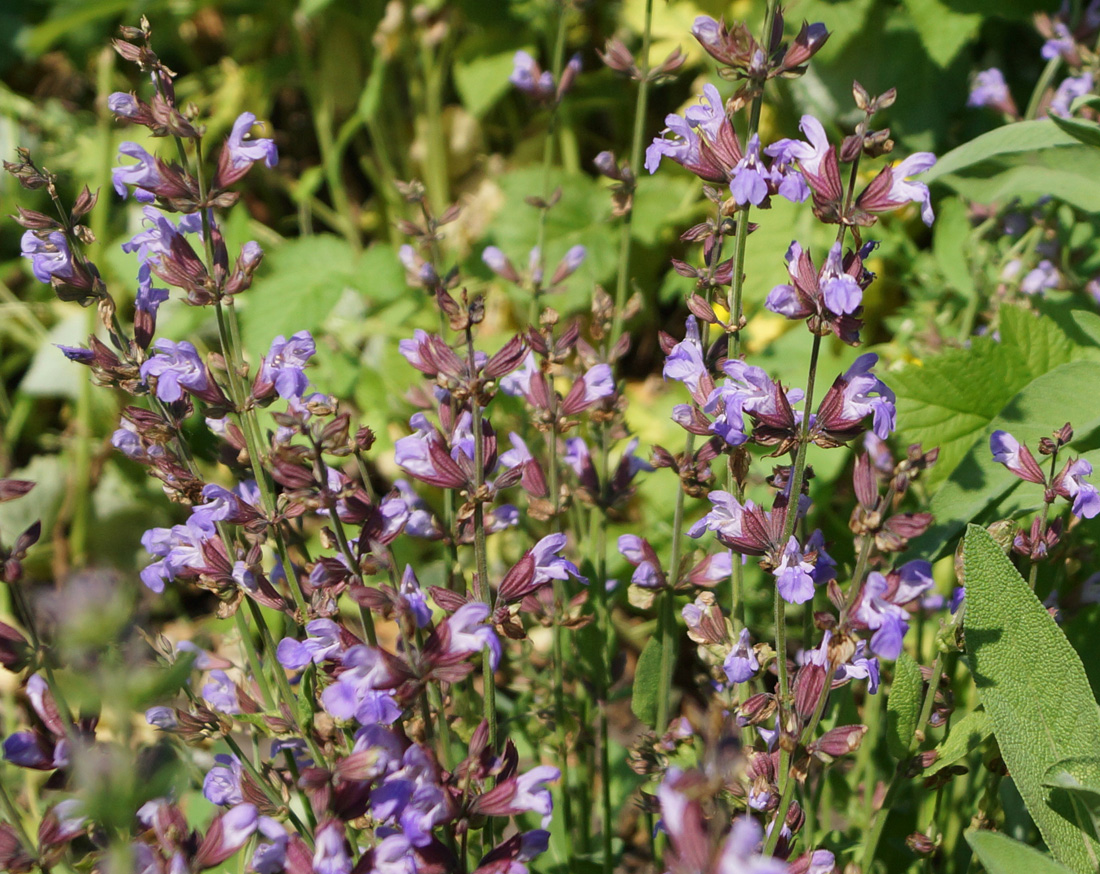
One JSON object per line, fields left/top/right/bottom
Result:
{"left": 226, "top": 112, "right": 278, "bottom": 169}
{"left": 663, "top": 316, "right": 706, "bottom": 394}
{"left": 853, "top": 572, "right": 910, "bottom": 660}
{"left": 108, "top": 91, "right": 141, "bottom": 118}
{"left": 716, "top": 816, "right": 788, "bottom": 874}
{"left": 1042, "top": 21, "right": 1076, "bottom": 61}
{"left": 820, "top": 242, "right": 863, "bottom": 314}
{"left": 1020, "top": 259, "right": 1059, "bottom": 295}
{"left": 989, "top": 430, "right": 1046, "bottom": 483}
{"left": 773, "top": 536, "right": 816, "bottom": 605}
{"left": 968, "top": 68, "right": 1010, "bottom": 108}
{"left": 512, "top": 765, "right": 561, "bottom": 827}
{"left": 139, "top": 338, "right": 208, "bottom": 403}
{"left": 1049, "top": 72, "right": 1093, "bottom": 118}
{"left": 21, "top": 231, "right": 74, "bottom": 284}
{"left": 765, "top": 114, "right": 830, "bottom": 177}
{"left": 1063, "top": 458, "right": 1100, "bottom": 518}
{"left": 259, "top": 331, "right": 316, "bottom": 399}
{"left": 203, "top": 753, "right": 244, "bottom": 806}
{"left": 838, "top": 353, "right": 897, "bottom": 440}
{"left": 888, "top": 153, "right": 937, "bottom": 226}
{"left": 729, "top": 134, "right": 770, "bottom": 206}
{"left": 112, "top": 142, "right": 162, "bottom": 201}
{"left": 447, "top": 602, "right": 502, "bottom": 670}
{"left": 510, "top": 50, "right": 554, "bottom": 98}
{"left": 723, "top": 628, "right": 759, "bottom": 684}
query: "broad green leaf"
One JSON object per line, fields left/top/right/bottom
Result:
{"left": 901, "top": 0, "right": 981, "bottom": 68}
{"left": 966, "top": 831, "right": 1076, "bottom": 874}
{"left": 240, "top": 235, "right": 358, "bottom": 361}
{"left": 931, "top": 197, "right": 977, "bottom": 300}
{"left": 631, "top": 637, "right": 662, "bottom": 727}
{"left": 1043, "top": 758, "right": 1100, "bottom": 842}
{"left": 963, "top": 525, "right": 1100, "bottom": 873}
{"left": 925, "top": 709, "right": 991, "bottom": 776}
{"left": 892, "top": 306, "right": 1084, "bottom": 492}
{"left": 923, "top": 121, "right": 1081, "bottom": 183}
{"left": 454, "top": 47, "right": 520, "bottom": 118}
{"left": 907, "top": 359, "right": 1100, "bottom": 561}
{"left": 886, "top": 651, "right": 923, "bottom": 760}
{"left": 1049, "top": 113, "right": 1100, "bottom": 149}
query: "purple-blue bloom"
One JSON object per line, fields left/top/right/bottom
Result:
{"left": 108, "top": 91, "right": 141, "bottom": 117}
{"left": 1050, "top": 72, "right": 1093, "bottom": 117}
{"left": 202, "top": 670, "right": 240, "bottom": 714}
{"left": 773, "top": 536, "right": 816, "bottom": 604}
{"left": 21, "top": 231, "right": 74, "bottom": 283}
{"left": 259, "top": 331, "right": 316, "bottom": 399}
{"left": 887, "top": 153, "right": 937, "bottom": 226}
{"left": 729, "top": 134, "right": 771, "bottom": 206}
{"left": 276, "top": 619, "right": 344, "bottom": 670}
{"left": 663, "top": 316, "right": 706, "bottom": 394}
{"left": 136, "top": 262, "right": 169, "bottom": 315}
{"left": 139, "top": 339, "right": 208, "bottom": 402}
{"left": 203, "top": 753, "right": 244, "bottom": 806}
{"left": 838, "top": 354, "right": 896, "bottom": 440}
{"left": 723, "top": 628, "right": 759, "bottom": 684}
{"left": 820, "top": 242, "right": 863, "bottom": 314}
{"left": 1020, "top": 259, "right": 1059, "bottom": 295}
{"left": 226, "top": 112, "right": 278, "bottom": 169}
{"left": 531, "top": 533, "right": 586, "bottom": 586}
{"left": 112, "top": 142, "right": 162, "bottom": 202}
{"left": 1042, "top": 21, "right": 1075, "bottom": 61}
{"left": 968, "top": 68, "right": 1010, "bottom": 108}
{"left": 1063, "top": 459, "right": 1100, "bottom": 519}
{"left": 853, "top": 572, "right": 910, "bottom": 660}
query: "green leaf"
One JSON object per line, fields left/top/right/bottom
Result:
{"left": 1049, "top": 113, "right": 1100, "bottom": 149}
{"left": 901, "top": 0, "right": 981, "bottom": 68}
{"left": 240, "top": 235, "right": 358, "bottom": 361}
{"left": 966, "top": 831, "right": 1076, "bottom": 874}
{"left": 926, "top": 709, "right": 992, "bottom": 776}
{"left": 892, "top": 307, "right": 1082, "bottom": 492}
{"left": 907, "top": 359, "right": 1100, "bottom": 561}
{"left": 454, "top": 48, "right": 519, "bottom": 118}
{"left": 924, "top": 121, "right": 1082, "bottom": 183}
{"left": 1044, "top": 758, "right": 1100, "bottom": 843}
{"left": 932, "top": 197, "right": 977, "bottom": 300}
{"left": 963, "top": 525, "right": 1100, "bottom": 873}
{"left": 631, "top": 637, "right": 662, "bottom": 728}
{"left": 886, "top": 651, "right": 923, "bottom": 760}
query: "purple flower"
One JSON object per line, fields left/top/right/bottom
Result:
{"left": 990, "top": 430, "right": 1046, "bottom": 483}
{"left": 202, "top": 670, "right": 240, "bottom": 714}
{"left": 618, "top": 534, "right": 663, "bottom": 588}
{"left": 276, "top": 619, "right": 344, "bottom": 670}
{"left": 1042, "top": 22, "right": 1076, "bottom": 61}
{"left": 1020, "top": 259, "right": 1059, "bottom": 294}
{"left": 663, "top": 316, "right": 706, "bottom": 394}
{"left": 136, "top": 262, "right": 169, "bottom": 315}
{"left": 21, "top": 231, "right": 74, "bottom": 283}
{"left": 834, "top": 353, "right": 896, "bottom": 440}
{"left": 140, "top": 515, "right": 215, "bottom": 592}
{"left": 259, "top": 331, "right": 315, "bottom": 399}
{"left": 510, "top": 50, "right": 554, "bottom": 97}
{"left": 1047, "top": 73, "right": 1091, "bottom": 118}
{"left": 715, "top": 817, "right": 788, "bottom": 874}
{"left": 688, "top": 491, "right": 750, "bottom": 540}
{"left": 203, "top": 754, "right": 243, "bottom": 806}
{"left": 887, "top": 153, "right": 937, "bottom": 226}
{"left": 853, "top": 572, "right": 910, "bottom": 660}
{"left": 646, "top": 85, "right": 739, "bottom": 182}
{"left": 968, "top": 68, "right": 1010, "bottom": 108}
{"left": 108, "top": 92, "right": 140, "bottom": 117}
{"left": 445, "top": 602, "right": 502, "bottom": 670}
{"left": 766, "top": 114, "right": 831, "bottom": 178}
{"left": 139, "top": 339, "right": 208, "bottom": 402}
{"left": 512, "top": 766, "right": 560, "bottom": 827}
{"left": 773, "top": 536, "right": 816, "bottom": 604}
{"left": 226, "top": 112, "right": 278, "bottom": 169}
{"left": 112, "top": 142, "right": 162, "bottom": 201}
{"left": 561, "top": 363, "right": 615, "bottom": 415}
{"left": 145, "top": 706, "right": 177, "bottom": 730}
{"left": 251, "top": 817, "right": 289, "bottom": 874}
{"left": 729, "top": 134, "right": 771, "bottom": 206}
{"left": 723, "top": 628, "right": 759, "bottom": 683}
{"left": 819, "top": 242, "right": 863, "bottom": 314}
{"left": 312, "top": 823, "right": 351, "bottom": 874}
{"left": 482, "top": 246, "right": 518, "bottom": 282}
{"left": 530, "top": 533, "right": 586, "bottom": 585}
{"left": 122, "top": 207, "right": 202, "bottom": 264}
{"left": 399, "top": 565, "right": 433, "bottom": 628}
{"left": 1062, "top": 459, "right": 1100, "bottom": 518}
{"left": 58, "top": 345, "right": 94, "bottom": 363}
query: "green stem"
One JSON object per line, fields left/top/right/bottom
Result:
{"left": 1025, "top": 55, "right": 1063, "bottom": 121}
{"left": 656, "top": 434, "right": 693, "bottom": 734}
{"left": 609, "top": 0, "right": 654, "bottom": 348}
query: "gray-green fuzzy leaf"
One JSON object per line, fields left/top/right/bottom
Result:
{"left": 963, "top": 525, "right": 1100, "bottom": 873}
